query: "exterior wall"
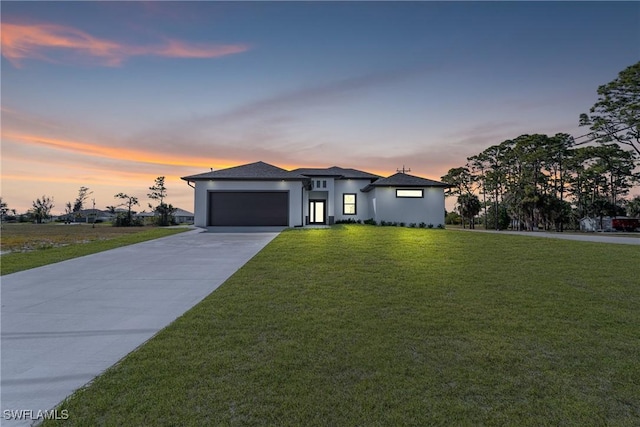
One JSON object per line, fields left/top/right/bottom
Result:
{"left": 333, "top": 179, "right": 372, "bottom": 221}
{"left": 302, "top": 178, "right": 373, "bottom": 223}
{"left": 193, "top": 180, "right": 305, "bottom": 228}
{"left": 190, "top": 178, "right": 446, "bottom": 228}
{"left": 369, "top": 187, "right": 445, "bottom": 226}
{"left": 305, "top": 177, "right": 335, "bottom": 224}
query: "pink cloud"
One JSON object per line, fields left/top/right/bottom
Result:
{"left": 1, "top": 22, "right": 250, "bottom": 67}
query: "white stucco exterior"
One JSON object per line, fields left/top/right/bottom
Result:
{"left": 192, "top": 180, "right": 305, "bottom": 228}
{"left": 367, "top": 187, "right": 445, "bottom": 226}
{"left": 334, "top": 179, "right": 372, "bottom": 222}
{"left": 184, "top": 162, "right": 448, "bottom": 229}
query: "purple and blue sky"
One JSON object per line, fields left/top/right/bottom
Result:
{"left": 2, "top": 1, "right": 639, "bottom": 214}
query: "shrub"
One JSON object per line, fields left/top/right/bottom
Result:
{"left": 113, "top": 213, "right": 144, "bottom": 227}
{"left": 437, "top": 223, "right": 445, "bottom": 229}
{"left": 418, "top": 222, "right": 426, "bottom": 228}
{"left": 399, "top": 222, "right": 406, "bottom": 227}
{"left": 427, "top": 223, "right": 434, "bottom": 229}
{"left": 445, "top": 211, "right": 462, "bottom": 225}
{"left": 336, "top": 219, "right": 359, "bottom": 225}
{"left": 409, "top": 223, "right": 416, "bottom": 228}
{"left": 363, "top": 218, "right": 377, "bottom": 226}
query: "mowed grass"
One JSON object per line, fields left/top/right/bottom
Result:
{"left": 1, "top": 223, "right": 189, "bottom": 275}
{"left": 45, "top": 226, "right": 639, "bottom": 426}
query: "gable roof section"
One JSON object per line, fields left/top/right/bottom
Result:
{"left": 182, "top": 161, "right": 308, "bottom": 181}
{"left": 362, "top": 172, "right": 449, "bottom": 192}
{"left": 291, "top": 166, "right": 381, "bottom": 180}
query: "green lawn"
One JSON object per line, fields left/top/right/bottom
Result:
{"left": 45, "top": 226, "right": 639, "bottom": 426}
{"left": 1, "top": 224, "right": 189, "bottom": 275}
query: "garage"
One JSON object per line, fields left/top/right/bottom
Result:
{"left": 208, "top": 191, "right": 289, "bottom": 226}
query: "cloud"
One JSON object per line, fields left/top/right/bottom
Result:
{"left": 205, "top": 67, "right": 433, "bottom": 125}
{"left": 1, "top": 22, "right": 250, "bottom": 67}
{"left": 128, "top": 65, "right": 435, "bottom": 155}
{"left": 2, "top": 132, "right": 223, "bottom": 169}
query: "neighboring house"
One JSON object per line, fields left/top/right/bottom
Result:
{"left": 181, "top": 161, "right": 448, "bottom": 229}
{"left": 135, "top": 211, "right": 156, "bottom": 225}
{"left": 174, "top": 208, "right": 195, "bottom": 224}
{"left": 135, "top": 208, "right": 194, "bottom": 224}
{"left": 62, "top": 209, "right": 114, "bottom": 223}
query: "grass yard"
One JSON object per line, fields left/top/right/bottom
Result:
{"left": 1, "top": 223, "right": 189, "bottom": 275}
{"left": 45, "top": 225, "right": 639, "bottom": 426}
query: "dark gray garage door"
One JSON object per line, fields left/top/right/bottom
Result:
{"left": 208, "top": 191, "right": 289, "bottom": 226}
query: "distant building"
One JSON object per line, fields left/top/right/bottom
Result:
{"left": 135, "top": 208, "right": 194, "bottom": 225}
{"left": 173, "top": 208, "right": 194, "bottom": 224}
{"left": 580, "top": 217, "right": 640, "bottom": 232}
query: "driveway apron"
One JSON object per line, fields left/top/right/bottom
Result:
{"left": 1, "top": 229, "right": 279, "bottom": 426}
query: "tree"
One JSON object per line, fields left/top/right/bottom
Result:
{"left": 114, "top": 193, "right": 139, "bottom": 227}
{"left": 589, "top": 197, "right": 617, "bottom": 231}
{"left": 64, "top": 202, "right": 73, "bottom": 224}
{"left": 148, "top": 176, "right": 167, "bottom": 205}
{"left": 580, "top": 61, "right": 640, "bottom": 161}
{"left": 457, "top": 193, "right": 481, "bottom": 229}
{"left": 0, "top": 197, "right": 8, "bottom": 228}
{"left": 32, "top": 195, "right": 54, "bottom": 224}
{"left": 148, "top": 176, "right": 176, "bottom": 226}
{"left": 486, "top": 203, "right": 510, "bottom": 230}
{"left": 67, "top": 186, "right": 93, "bottom": 219}
{"left": 544, "top": 133, "right": 575, "bottom": 231}
{"left": 626, "top": 196, "right": 640, "bottom": 217}
{"left": 441, "top": 167, "right": 474, "bottom": 197}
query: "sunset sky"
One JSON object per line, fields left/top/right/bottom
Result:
{"left": 2, "top": 1, "right": 639, "bottom": 214}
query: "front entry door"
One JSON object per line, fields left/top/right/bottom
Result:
{"left": 309, "top": 200, "right": 326, "bottom": 224}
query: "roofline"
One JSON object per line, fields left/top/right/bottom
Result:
{"left": 299, "top": 173, "right": 378, "bottom": 180}
{"left": 181, "top": 176, "right": 309, "bottom": 182}
{"left": 361, "top": 182, "right": 450, "bottom": 192}
{"left": 291, "top": 167, "right": 381, "bottom": 180}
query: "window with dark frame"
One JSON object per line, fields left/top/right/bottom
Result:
{"left": 396, "top": 189, "right": 423, "bottom": 198}
{"left": 343, "top": 193, "right": 356, "bottom": 215}
{"left": 322, "top": 180, "right": 327, "bottom": 188}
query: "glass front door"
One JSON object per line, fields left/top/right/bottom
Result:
{"left": 309, "top": 200, "right": 326, "bottom": 224}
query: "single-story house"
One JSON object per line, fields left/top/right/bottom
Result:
{"left": 136, "top": 208, "right": 194, "bottom": 224}
{"left": 181, "top": 161, "right": 448, "bottom": 229}
{"left": 173, "top": 208, "right": 195, "bottom": 224}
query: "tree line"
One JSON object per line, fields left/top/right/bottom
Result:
{"left": 442, "top": 61, "right": 640, "bottom": 231}
{"left": 1, "top": 176, "right": 177, "bottom": 227}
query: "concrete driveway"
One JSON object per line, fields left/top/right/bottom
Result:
{"left": 1, "top": 229, "right": 279, "bottom": 426}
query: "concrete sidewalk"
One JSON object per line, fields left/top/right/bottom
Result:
{"left": 452, "top": 228, "right": 640, "bottom": 245}
{"left": 1, "top": 229, "right": 279, "bottom": 426}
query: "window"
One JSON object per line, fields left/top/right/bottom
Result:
{"left": 396, "top": 189, "right": 423, "bottom": 198}
{"left": 343, "top": 193, "right": 356, "bottom": 215}
{"left": 316, "top": 180, "right": 321, "bottom": 188}
{"left": 322, "top": 180, "right": 327, "bottom": 188}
